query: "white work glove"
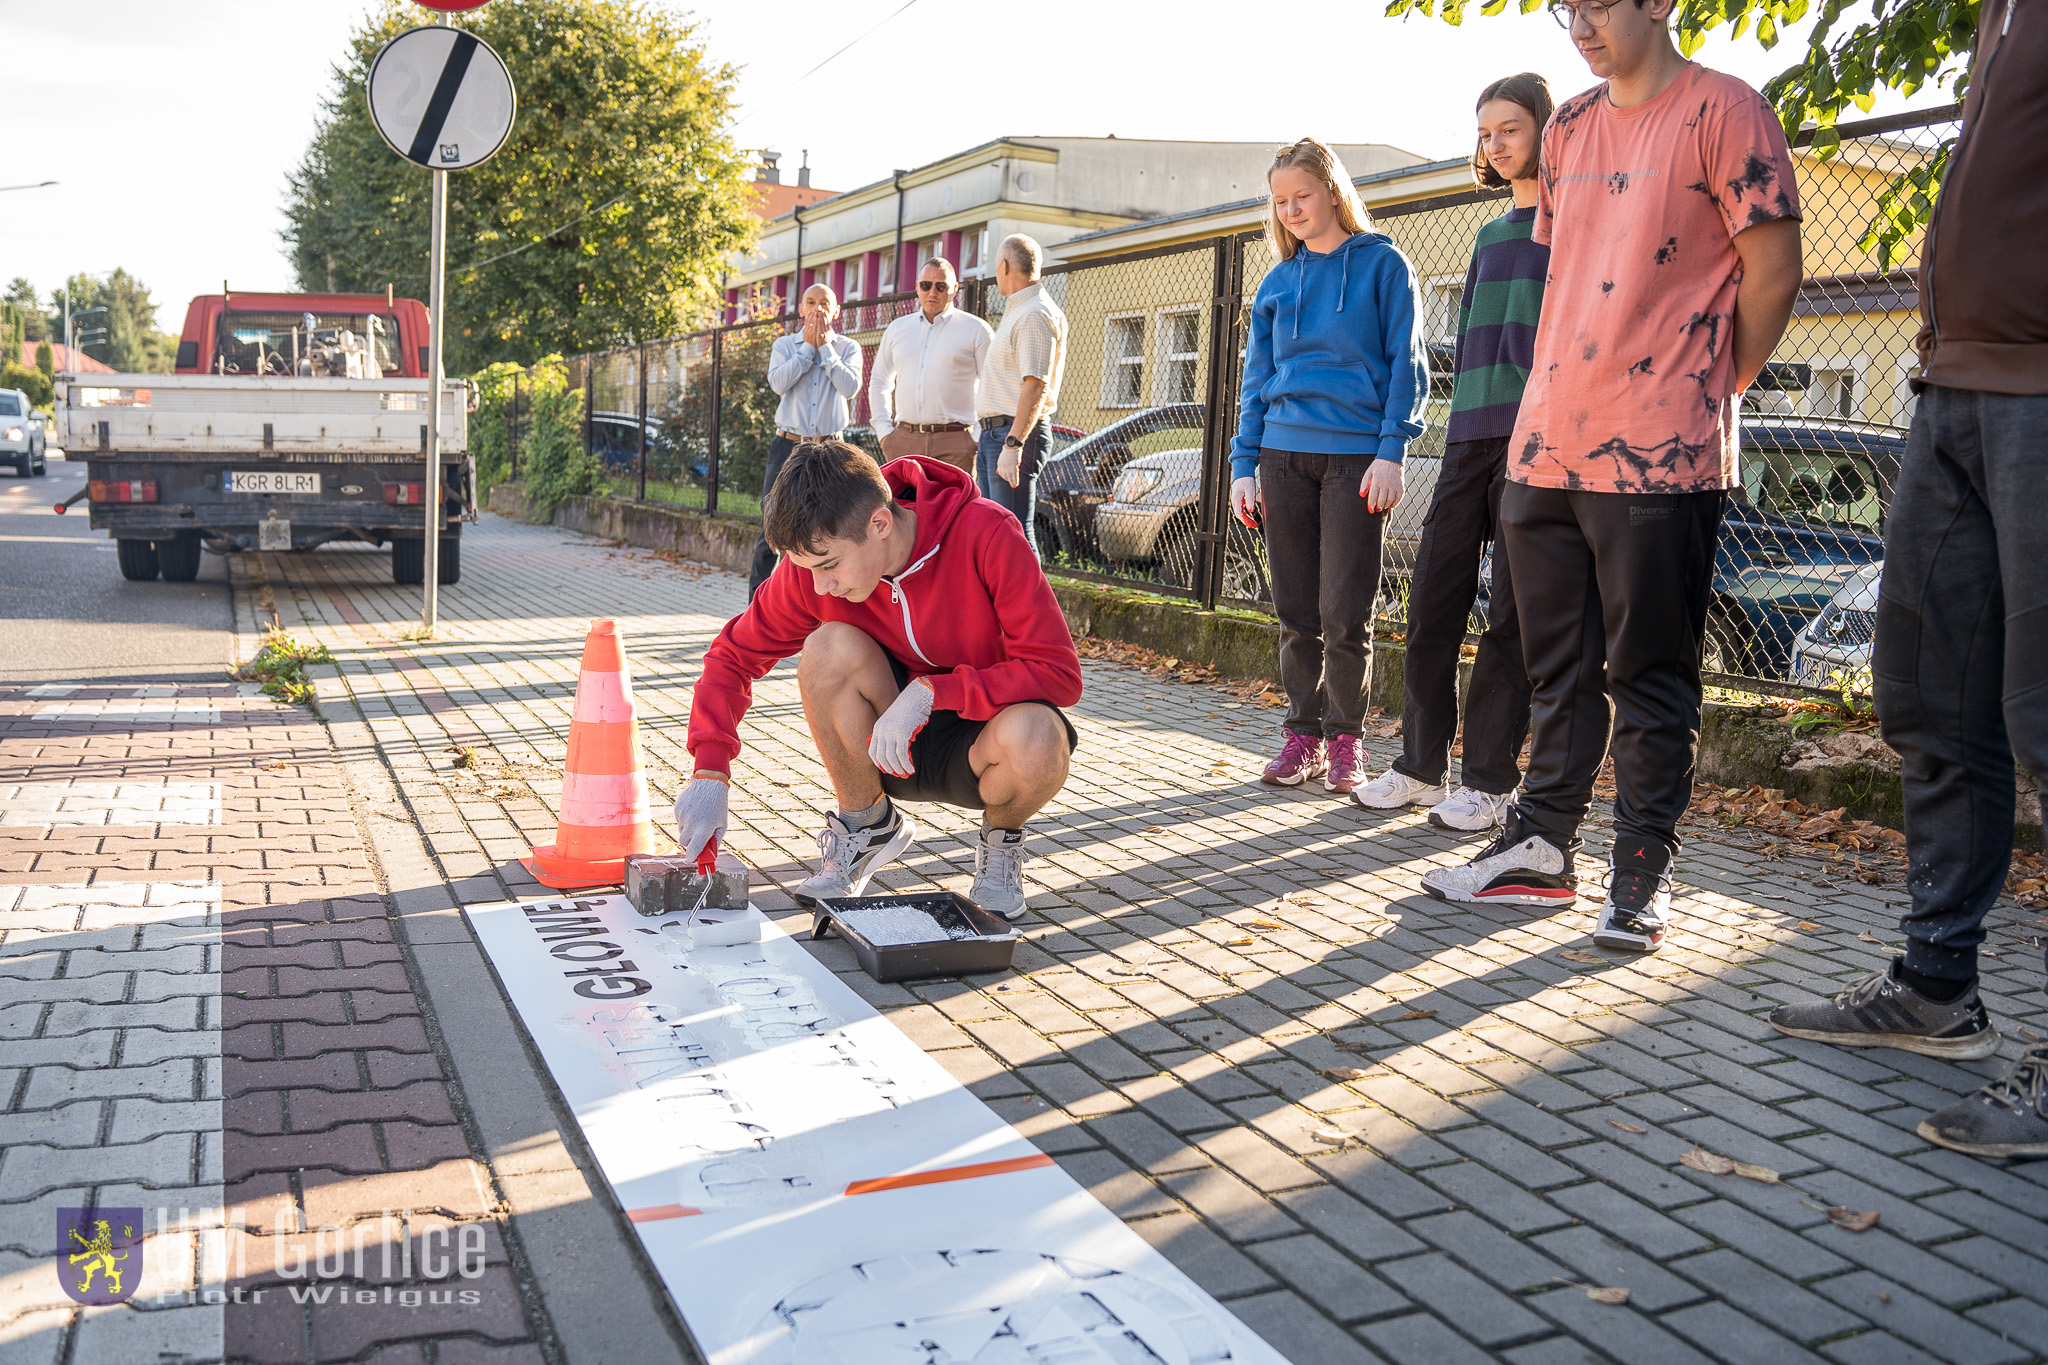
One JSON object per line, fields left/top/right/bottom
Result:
{"left": 867, "top": 678, "right": 936, "bottom": 778}
{"left": 1230, "top": 475, "right": 1261, "bottom": 528}
{"left": 673, "top": 773, "right": 730, "bottom": 860}
{"left": 997, "top": 441, "right": 1023, "bottom": 487}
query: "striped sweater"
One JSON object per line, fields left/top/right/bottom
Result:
{"left": 1445, "top": 205, "right": 1548, "bottom": 445}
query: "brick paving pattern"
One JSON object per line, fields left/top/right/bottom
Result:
{"left": 248, "top": 512, "right": 2048, "bottom": 1365}
{"left": 0, "top": 680, "right": 545, "bottom": 1363}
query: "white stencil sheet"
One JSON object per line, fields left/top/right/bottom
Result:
{"left": 466, "top": 894, "right": 1294, "bottom": 1365}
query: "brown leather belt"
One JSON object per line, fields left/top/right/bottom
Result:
{"left": 775, "top": 429, "right": 840, "bottom": 443}
{"left": 898, "top": 421, "right": 969, "bottom": 434}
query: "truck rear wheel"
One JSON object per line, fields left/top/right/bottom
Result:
{"left": 157, "top": 532, "right": 203, "bottom": 583}
{"left": 117, "top": 539, "right": 160, "bottom": 581}
{"left": 392, "top": 537, "right": 424, "bottom": 584}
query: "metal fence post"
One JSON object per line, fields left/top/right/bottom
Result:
{"left": 636, "top": 341, "right": 649, "bottom": 502}
{"left": 582, "top": 357, "right": 594, "bottom": 467}
{"left": 506, "top": 372, "right": 518, "bottom": 480}
{"left": 1194, "top": 235, "right": 1245, "bottom": 610}
{"left": 706, "top": 329, "right": 723, "bottom": 515}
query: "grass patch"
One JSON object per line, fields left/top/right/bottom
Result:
{"left": 236, "top": 630, "right": 333, "bottom": 706}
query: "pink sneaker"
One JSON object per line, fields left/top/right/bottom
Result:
{"left": 1261, "top": 732, "right": 1327, "bottom": 787}
{"left": 1323, "top": 734, "right": 1365, "bottom": 793}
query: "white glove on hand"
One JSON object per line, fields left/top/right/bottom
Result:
{"left": 867, "top": 678, "right": 936, "bottom": 778}
{"left": 673, "top": 774, "right": 730, "bottom": 860}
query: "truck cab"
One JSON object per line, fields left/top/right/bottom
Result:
{"left": 175, "top": 292, "right": 434, "bottom": 379}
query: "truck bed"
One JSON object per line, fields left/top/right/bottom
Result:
{"left": 56, "top": 372, "right": 468, "bottom": 457}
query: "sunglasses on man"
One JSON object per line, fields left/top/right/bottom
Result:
{"left": 917, "top": 280, "right": 955, "bottom": 292}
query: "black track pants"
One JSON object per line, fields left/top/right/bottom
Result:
{"left": 1500, "top": 482, "right": 1724, "bottom": 854}
{"left": 1391, "top": 437, "right": 1531, "bottom": 794}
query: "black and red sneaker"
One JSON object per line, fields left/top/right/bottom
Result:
{"left": 1592, "top": 838, "right": 1674, "bottom": 951}
{"left": 1421, "top": 832, "right": 1579, "bottom": 906}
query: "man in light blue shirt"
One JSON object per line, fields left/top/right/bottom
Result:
{"left": 752, "top": 284, "right": 864, "bottom": 596}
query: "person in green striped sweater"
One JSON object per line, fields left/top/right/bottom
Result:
{"left": 1356, "top": 73, "right": 1554, "bottom": 836}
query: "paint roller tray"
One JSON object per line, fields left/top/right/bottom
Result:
{"left": 811, "top": 892, "right": 1019, "bottom": 983}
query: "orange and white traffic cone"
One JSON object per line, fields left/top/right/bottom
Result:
{"left": 524, "top": 619, "right": 672, "bottom": 889}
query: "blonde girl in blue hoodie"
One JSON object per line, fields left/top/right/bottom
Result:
{"left": 1233, "top": 138, "right": 1429, "bottom": 796}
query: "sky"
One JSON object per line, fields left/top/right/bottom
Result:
{"left": 3, "top": 0, "right": 1960, "bottom": 335}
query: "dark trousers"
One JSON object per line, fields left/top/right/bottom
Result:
{"left": 747, "top": 435, "right": 798, "bottom": 599}
{"left": 1392, "top": 437, "right": 1531, "bottom": 793}
{"left": 1501, "top": 482, "right": 1724, "bottom": 855}
{"left": 1259, "top": 450, "right": 1386, "bottom": 740}
{"left": 976, "top": 418, "right": 1051, "bottom": 555}
{"left": 1874, "top": 385, "right": 2048, "bottom": 985}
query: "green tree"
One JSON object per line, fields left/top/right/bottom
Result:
{"left": 5, "top": 279, "right": 49, "bottom": 342}
{"left": 57, "top": 269, "right": 170, "bottom": 372}
{"left": 1382, "top": 0, "right": 1978, "bottom": 263}
{"left": 284, "top": 0, "right": 758, "bottom": 374}
{"left": 1, "top": 361, "right": 52, "bottom": 408}
{"left": 35, "top": 340, "right": 53, "bottom": 380}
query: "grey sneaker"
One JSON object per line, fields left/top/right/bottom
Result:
{"left": 1767, "top": 960, "right": 2001, "bottom": 1061}
{"left": 1428, "top": 786, "right": 1514, "bottom": 832}
{"left": 794, "top": 807, "right": 919, "bottom": 906}
{"left": 970, "top": 826, "right": 1029, "bottom": 921}
{"left": 1917, "top": 1043, "right": 2048, "bottom": 1158}
{"left": 1354, "top": 769, "right": 1446, "bottom": 810}
{"left": 1421, "top": 832, "right": 1578, "bottom": 906}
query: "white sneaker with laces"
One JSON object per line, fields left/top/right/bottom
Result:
{"left": 971, "top": 826, "right": 1030, "bottom": 920}
{"left": 795, "top": 807, "right": 919, "bottom": 905}
{"left": 1428, "top": 786, "right": 1514, "bottom": 832}
{"left": 1353, "top": 769, "right": 1447, "bottom": 810}
{"left": 1420, "top": 833, "right": 1579, "bottom": 906}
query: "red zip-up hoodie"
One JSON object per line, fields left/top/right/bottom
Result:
{"left": 686, "top": 456, "right": 1083, "bottom": 774}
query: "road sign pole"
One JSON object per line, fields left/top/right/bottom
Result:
{"left": 423, "top": 166, "right": 447, "bottom": 633}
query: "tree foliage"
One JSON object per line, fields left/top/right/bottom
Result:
{"left": 54, "top": 270, "right": 177, "bottom": 373}
{"left": 284, "top": 0, "right": 758, "bottom": 375}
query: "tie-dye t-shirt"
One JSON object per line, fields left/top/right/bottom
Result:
{"left": 1509, "top": 64, "right": 1800, "bottom": 493}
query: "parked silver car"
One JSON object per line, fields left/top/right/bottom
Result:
{"left": 1791, "top": 560, "right": 1880, "bottom": 693}
{"left": 0, "top": 389, "right": 46, "bottom": 477}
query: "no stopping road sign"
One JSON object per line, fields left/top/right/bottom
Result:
{"left": 366, "top": 25, "right": 516, "bottom": 171}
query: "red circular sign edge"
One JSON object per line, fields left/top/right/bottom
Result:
{"left": 415, "top": 0, "right": 491, "bottom": 10}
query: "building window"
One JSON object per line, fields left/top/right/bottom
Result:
{"left": 1154, "top": 306, "right": 1201, "bottom": 405}
{"left": 1892, "top": 356, "right": 1919, "bottom": 426}
{"left": 963, "top": 227, "right": 983, "bottom": 274}
{"left": 1800, "top": 355, "right": 1866, "bottom": 420}
{"left": 1103, "top": 313, "right": 1145, "bottom": 408}
{"left": 1422, "top": 275, "right": 1464, "bottom": 350}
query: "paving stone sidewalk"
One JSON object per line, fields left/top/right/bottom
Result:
{"left": 253, "top": 511, "right": 2048, "bottom": 1365}
{"left": 0, "top": 677, "right": 548, "bottom": 1362}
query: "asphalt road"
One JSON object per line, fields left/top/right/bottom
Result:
{"left": 0, "top": 455, "right": 235, "bottom": 684}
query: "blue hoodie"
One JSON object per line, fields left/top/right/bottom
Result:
{"left": 1229, "top": 231, "right": 1430, "bottom": 479}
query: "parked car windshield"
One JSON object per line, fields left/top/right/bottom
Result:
{"left": 0, "top": 394, "right": 19, "bottom": 417}
{"left": 1741, "top": 442, "right": 1886, "bottom": 533}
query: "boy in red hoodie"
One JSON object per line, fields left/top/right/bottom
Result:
{"left": 674, "top": 442, "right": 1083, "bottom": 919}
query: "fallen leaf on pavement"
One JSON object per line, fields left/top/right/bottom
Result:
{"left": 1797, "top": 921, "right": 1823, "bottom": 931}
{"left": 1106, "top": 964, "right": 1153, "bottom": 978}
{"left": 1286, "top": 892, "right": 1324, "bottom": 905}
{"left": 1222, "top": 937, "right": 1255, "bottom": 947}
{"left": 1825, "top": 1206, "right": 1881, "bottom": 1231}
{"left": 1559, "top": 949, "right": 1608, "bottom": 965}
{"left": 1249, "top": 919, "right": 1282, "bottom": 930}
{"left": 1586, "top": 1287, "right": 1631, "bottom": 1305}
{"left": 1858, "top": 931, "right": 1893, "bottom": 945}
{"left": 1311, "top": 1127, "right": 1352, "bottom": 1144}
{"left": 1399, "top": 1009, "right": 1438, "bottom": 1021}
{"left": 2020, "top": 1026, "right": 2042, "bottom": 1042}
{"left": 1609, "top": 1120, "right": 1648, "bottom": 1135}
{"left": 1733, "top": 1161, "right": 1780, "bottom": 1183}
{"left": 1144, "top": 826, "right": 1168, "bottom": 834}
{"left": 1679, "top": 1147, "right": 1737, "bottom": 1176}
{"left": 1321, "top": 1067, "right": 1367, "bottom": 1082}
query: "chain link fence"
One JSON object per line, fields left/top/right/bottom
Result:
{"left": 505, "top": 106, "right": 1954, "bottom": 704}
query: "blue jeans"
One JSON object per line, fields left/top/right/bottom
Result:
{"left": 976, "top": 419, "right": 1050, "bottom": 558}
{"left": 1874, "top": 385, "right": 2048, "bottom": 987}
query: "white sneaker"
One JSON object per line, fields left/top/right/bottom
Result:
{"left": 1429, "top": 786, "right": 1514, "bottom": 832}
{"left": 970, "top": 826, "right": 1030, "bottom": 921}
{"left": 1420, "top": 833, "right": 1579, "bottom": 906}
{"left": 1353, "top": 769, "right": 1447, "bottom": 810}
{"left": 795, "top": 807, "right": 919, "bottom": 906}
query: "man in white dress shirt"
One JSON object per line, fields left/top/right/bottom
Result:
{"left": 975, "top": 234, "right": 1067, "bottom": 555}
{"left": 868, "top": 258, "right": 992, "bottom": 472}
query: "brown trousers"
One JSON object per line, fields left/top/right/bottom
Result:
{"left": 880, "top": 426, "right": 976, "bottom": 471}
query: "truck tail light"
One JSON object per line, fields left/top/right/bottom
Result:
{"left": 384, "top": 482, "right": 425, "bottom": 505}
{"left": 89, "top": 480, "right": 158, "bottom": 504}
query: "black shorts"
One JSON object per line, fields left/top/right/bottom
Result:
{"left": 881, "top": 655, "right": 1078, "bottom": 810}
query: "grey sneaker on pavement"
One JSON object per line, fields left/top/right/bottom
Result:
{"left": 1767, "top": 959, "right": 2001, "bottom": 1061}
{"left": 1354, "top": 769, "right": 1446, "bottom": 810}
{"left": 794, "top": 807, "right": 919, "bottom": 906}
{"left": 1917, "top": 1043, "right": 2048, "bottom": 1158}
{"left": 1429, "top": 786, "right": 1514, "bottom": 832}
{"left": 1421, "top": 832, "right": 1578, "bottom": 906}
{"left": 971, "top": 826, "right": 1029, "bottom": 920}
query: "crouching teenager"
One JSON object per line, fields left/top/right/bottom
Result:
{"left": 674, "top": 443, "right": 1082, "bottom": 919}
